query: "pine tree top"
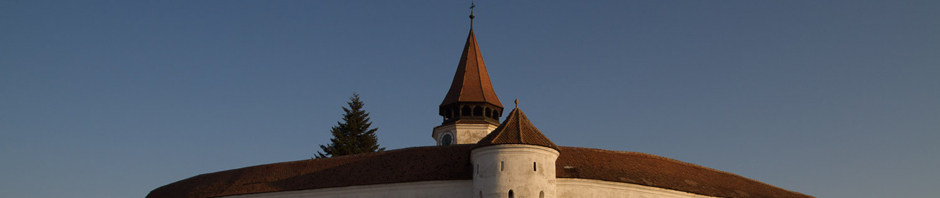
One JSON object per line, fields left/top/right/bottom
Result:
{"left": 317, "top": 93, "right": 385, "bottom": 158}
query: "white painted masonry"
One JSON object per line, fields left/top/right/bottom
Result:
{"left": 433, "top": 123, "right": 499, "bottom": 145}
{"left": 215, "top": 178, "right": 717, "bottom": 198}
{"left": 223, "top": 180, "right": 472, "bottom": 198}
{"left": 556, "top": 178, "right": 717, "bottom": 198}
{"left": 472, "top": 144, "right": 560, "bottom": 198}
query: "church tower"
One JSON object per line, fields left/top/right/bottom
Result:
{"left": 433, "top": 12, "right": 504, "bottom": 146}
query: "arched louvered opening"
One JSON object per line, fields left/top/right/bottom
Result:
{"left": 462, "top": 106, "right": 471, "bottom": 116}
{"left": 485, "top": 108, "right": 491, "bottom": 118}
{"left": 473, "top": 106, "right": 483, "bottom": 116}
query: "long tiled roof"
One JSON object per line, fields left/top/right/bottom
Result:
{"left": 440, "top": 29, "right": 503, "bottom": 108}
{"left": 146, "top": 145, "right": 475, "bottom": 198}
{"left": 476, "top": 106, "right": 559, "bottom": 150}
{"left": 556, "top": 147, "right": 812, "bottom": 198}
{"left": 147, "top": 146, "right": 812, "bottom": 198}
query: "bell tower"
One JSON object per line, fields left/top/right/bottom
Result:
{"left": 433, "top": 11, "right": 504, "bottom": 146}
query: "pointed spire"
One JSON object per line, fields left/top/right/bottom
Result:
{"left": 440, "top": 29, "right": 503, "bottom": 108}
{"left": 476, "top": 103, "right": 559, "bottom": 150}
{"left": 438, "top": 9, "right": 503, "bottom": 125}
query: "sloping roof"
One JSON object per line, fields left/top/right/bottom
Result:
{"left": 556, "top": 147, "right": 813, "bottom": 198}
{"left": 147, "top": 146, "right": 813, "bottom": 198}
{"left": 476, "top": 106, "right": 560, "bottom": 150}
{"left": 440, "top": 29, "right": 503, "bottom": 108}
{"left": 146, "top": 145, "right": 475, "bottom": 198}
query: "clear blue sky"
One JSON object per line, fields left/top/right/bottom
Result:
{"left": 1, "top": 1, "right": 937, "bottom": 198}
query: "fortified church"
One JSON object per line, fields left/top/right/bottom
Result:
{"left": 148, "top": 12, "right": 813, "bottom": 198}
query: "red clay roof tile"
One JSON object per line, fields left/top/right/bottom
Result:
{"left": 476, "top": 107, "right": 560, "bottom": 150}
{"left": 441, "top": 30, "right": 503, "bottom": 108}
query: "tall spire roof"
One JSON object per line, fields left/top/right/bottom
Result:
{"left": 476, "top": 100, "right": 558, "bottom": 150}
{"left": 440, "top": 29, "right": 503, "bottom": 108}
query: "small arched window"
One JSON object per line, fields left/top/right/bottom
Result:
{"left": 462, "top": 106, "right": 472, "bottom": 116}
{"left": 508, "top": 190, "right": 514, "bottom": 198}
{"left": 534, "top": 162, "right": 537, "bottom": 171}
{"left": 473, "top": 106, "right": 483, "bottom": 116}
{"left": 540, "top": 191, "right": 544, "bottom": 198}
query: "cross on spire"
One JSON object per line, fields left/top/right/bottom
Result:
{"left": 469, "top": 2, "right": 476, "bottom": 28}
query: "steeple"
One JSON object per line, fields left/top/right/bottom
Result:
{"left": 431, "top": 11, "right": 504, "bottom": 146}
{"left": 438, "top": 23, "right": 503, "bottom": 125}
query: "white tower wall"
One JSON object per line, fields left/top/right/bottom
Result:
{"left": 433, "top": 123, "right": 499, "bottom": 145}
{"left": 471, "top": 144, "right": 559, "bottom": 198}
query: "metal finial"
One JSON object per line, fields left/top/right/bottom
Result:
{"left": 514, "top": 99, "right": 519, "bottom": 108}
{"left": 469, "top": 2, "right": 476, "bottom": 28}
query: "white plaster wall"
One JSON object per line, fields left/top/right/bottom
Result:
{"left": 472, "top": 145, "right": 559, "bottom": 198}
{"left": 433, "top": 123, "right": 499, "bottom": 145}
{"left": 216, "top": 178, "right": 717, "bottom": 198}
{"left": 222, "top": 180, "right": 473, "bottom": 198}
{"left": 556, "top": 178, "right": 717, "bottom": 198}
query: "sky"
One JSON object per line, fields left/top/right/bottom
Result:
{"left": 1, "top": 1, "right": 938, "bottom": 198}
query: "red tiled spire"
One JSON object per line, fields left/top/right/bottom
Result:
{"left": 440, "top": 29, "right": 503, "bottom": 108}
{"left": 476, "top": 100, "right": 558, "bottom": 150}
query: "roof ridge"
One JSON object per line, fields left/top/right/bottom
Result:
{"left": 470, "top": 30, "right": 487, "bottom": 104}
{"left": 515, "top": 109, "right": 523, "bottom": 143}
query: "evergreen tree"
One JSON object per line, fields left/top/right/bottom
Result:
{"left": 317, "top": 93, "right": 385, "bottom": 158}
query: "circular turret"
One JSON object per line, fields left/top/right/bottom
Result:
{"left": 471, "top": 105, "right": 560, "bottom": 198}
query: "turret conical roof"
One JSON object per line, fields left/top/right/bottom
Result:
{"left": 476, "top": 101, "right": 558, "bottom": 150}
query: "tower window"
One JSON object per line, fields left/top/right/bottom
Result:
{"left": 508, "top": 190, "right": 514, "bottom": 198}
{"left": 485, "top": 108, "right": 491, "bottom": 118}
{"left": 534, "top": 162, "right": 537, "bottom": 171}
{"left": 473, "top": 106, "right": 483, "bottom": 116}
{"left": 462, "top": 106, "right": 471, "bottom": 116}
{"left": 500, "top": 161, "right": 504, "bottom": 171}
{"left": 540, "top": 191, "right": 544, "bottom": 198}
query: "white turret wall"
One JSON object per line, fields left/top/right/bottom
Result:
{"left": 471, "top": 144, "right": 559, "bottom": 198}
